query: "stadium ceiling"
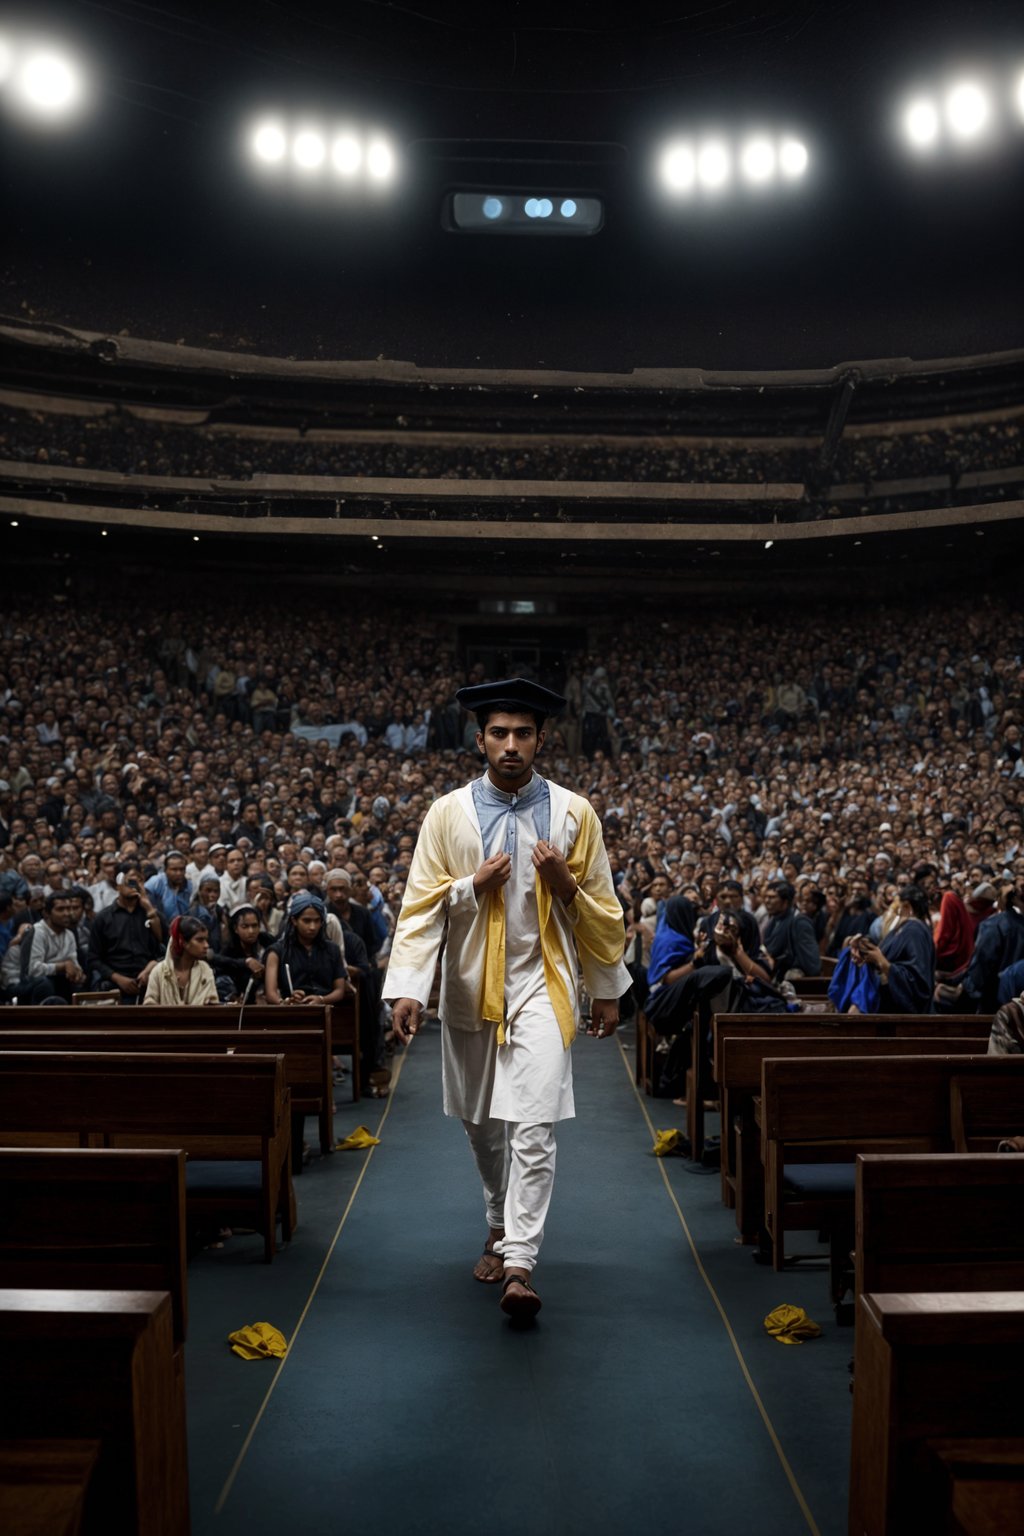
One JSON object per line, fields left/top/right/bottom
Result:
{"left": 0, "top": 1, "right": 1022, "bottom": 371}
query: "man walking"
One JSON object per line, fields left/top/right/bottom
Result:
{"left": 385, "top": 679, "right": 629, "bottom": 1322}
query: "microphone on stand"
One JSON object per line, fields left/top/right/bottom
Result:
{"left": 237, "top": 975, "right": 255, "bottom": 1032}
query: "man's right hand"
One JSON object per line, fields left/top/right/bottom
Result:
{"left": 392, "top": 998, "right": 423, "bottom": 1045}
{"left": 112, "top": 972, "right": 139, "bottom": 995}
{"left": 473, "top": 852, "right": 512, "bottom": 896}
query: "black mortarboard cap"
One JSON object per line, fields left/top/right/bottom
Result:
{"left": 455, "top": 677, "right": 567, "bottom": 718}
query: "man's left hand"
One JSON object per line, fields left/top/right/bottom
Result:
{"left": 588, "top": 999, "right": 619, "bottom": 1038}
{"left": 532, "top": 839, "right": 576, "bottom": 903}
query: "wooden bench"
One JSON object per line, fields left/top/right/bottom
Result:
{"left": 951, "top": 1072, "right": 1024, "bottom": 1152}
{"left": 718, "top": 1037, "right": 983, "bottom": 1242}
{"left": 0, "top": 999, "right": 356, "bottom": 1113}
{"left": 850, "top": 1291, "right": 1024, "bottom": 1536}
{"left": 856, "top": 1153, "right": 1024, "bottom": 1301}
{"left": 0, "top": 1051, "right": 294, "bottom": 1262}
{"left": 712, "top": 1012, "right": 992, "bottom": 1202}
{"left": 0, "top": 1025, "right": 332, "bottom": 1166}
{"left": 0, "top": 1148, "right": 188, "bottom": 1350}
{"left": 920, "top": 1438, "right": 1024, "bottom": 1536}
{"left": 760, "top": 1054, "right": 1024, "bottom": 1271}
{"left": 0, "top": 1439, "right": 101, "bottom": 1536}
{"left": 0, "top": 1287, "right": 190, "bottom": 1535}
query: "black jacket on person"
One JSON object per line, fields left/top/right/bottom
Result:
{"left": 764, "top": 907, "right": 822, "bottom": 978}
{"left": 87, "top": 901, "right": 163, "bottom": 984}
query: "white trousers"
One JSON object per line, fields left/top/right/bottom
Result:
{"left": 462, "top": 1117, "right": 557, "bottom": 1273}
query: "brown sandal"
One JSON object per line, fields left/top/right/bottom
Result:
{"left": 473, "top": 1234, "right": 505, "bottom": 1283}
{"left": 500, "top": 1271, "right": 542, "bottom": 1321}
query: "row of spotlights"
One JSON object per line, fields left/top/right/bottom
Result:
{"left": 249, "top": 119, "right": 396, "bottom": 182}
{"left": 659, "top": 134, "right": 809, "bottom": 195}
{"left": 902, "top": 75, "right": 1024, "bottom": 151}
{"left": 0, "top": 34, "right": 84, "bottom": 119}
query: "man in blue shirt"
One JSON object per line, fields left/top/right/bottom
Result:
{"left": 144, "top": 852, "right": 192, "bottom": 927}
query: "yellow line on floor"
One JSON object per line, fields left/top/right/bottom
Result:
{"left": 215, "top": 1047, "right": 410, "bottom": 1515}
{"left": 615, "top": 1036, "right": 823, "bottom": 1536}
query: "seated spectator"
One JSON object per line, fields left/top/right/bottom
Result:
{"left": 264, "top": 891, "right": 348, "bottom": 1008}
{"left": 26, "top": 892, "right": 86, "bottom": 1002}
{"left": 642, "top": 894, "right": 732, "bottom": 1055}
{"left": 0, "top": 898, "right": 46, "bottom": 1004}
{"left": 143, "top": 914, "right": 218, "bottom": 1004}
{"left": 212, "top": 903, "right": 270, "bottom": 1002}
{"left": 144, "top": 852, "right": 192, "bottom": 926}
{"left": 219, "top": 846, "right": 248, "bottom": 910}
{"left": 86, "top": 862, "right": 163, "bottom": 1002}
{"left": 762, "top": 879, "right": 822, "bottom": 979}
{"left": 988, "top": 993, "right": 1024, "bottom": 1055}
{"left": 190, "top": 869, "right": 226, "bottom": 951}
{"left": 847, "top": 884, "right": 936, "bottom": 1013}
{"left": 957, "top": 879, "right": 1024, "bottom": 1014}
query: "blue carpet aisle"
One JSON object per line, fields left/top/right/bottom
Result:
{"left": 192, "top": 1025, "right": 850, "bottom": 1536}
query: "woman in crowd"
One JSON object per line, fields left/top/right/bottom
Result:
{"left": 847, "top": 884, "right": 935, "bottom": 1013}
{"left": 264, "top": 890, "right": 348, "bottom": 1008}
{"left": 213, "top": 902, "right": 270, "bottom": 1002}
{"left": 143, "top": 914, "right": 218, "bottom": 1004}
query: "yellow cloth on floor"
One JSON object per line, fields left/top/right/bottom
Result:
{"left": 764, "top": 1304, "right": 822, "bottom": 1344}
{"left": 228, "top": 1322, "right": 288, "bottom": 1360}
{"left": 653, "top": 1128, "right": 687, "bottom": 1157}
{"left": 336, "top": 1125, "right": 381, "bottom": 1150}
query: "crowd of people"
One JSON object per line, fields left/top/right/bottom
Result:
{"left": 2, "top": 404, "right": 1020, "bottom": 492}
{"left": 2, "top": 592, "right": 1024, "bottom": 1055}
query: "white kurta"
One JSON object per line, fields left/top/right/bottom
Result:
{"left": 441, "top": 779, "right": 575, "bottom": 1125}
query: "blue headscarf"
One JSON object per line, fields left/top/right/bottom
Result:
{"left": 648, "top": 895, "right": 697, "bottom": 990}
{"left": 288, "top": 890, "right": 326, "bottom": 921}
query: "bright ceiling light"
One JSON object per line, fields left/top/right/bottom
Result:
{"left": 366, "top": 137, "right": 394, "bottom": 181}
{"left": 696, "top": 139, "right": 731, "bottom": 190}
{"left": 660, "top": 141, "right": 696, "bottom": 193}
{"left": 903, "top": 97, "right": 940, "bottom": 149}
{"left": 331, "top": 132, "right": 361, "bottom": 176}
{"left": 778, "top": 138, "right": 808, "bottom": 178}
{"left": 252, "top": 119, "right": 287, "bottom": 164}
{"left": 945, "top": 80, "right": 990, "bottom": 140}
{"left": 740, "top": 137, "right": 775, "bottom": 183}
{"left": 0, "top": 35, "right": 13, "bottom": 85}
{"left": 15, "top": 47, "right": 82, "bottom": 118}
{"left": 293, "top": 129, "right": 326, "bottom": 170}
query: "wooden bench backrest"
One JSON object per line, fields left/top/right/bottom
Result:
{"left": 0, "top": 1002, "right": 330, "bottom": 1034}
{"left": 950, "top": 1074, "right": 1024, "bottom": 1152}
{"left": 762, "top": 1054, "right": 1024, "bottom": 1148}
{"left": 0, "top": 1148, "right": 188, "bottom": 1346}
{"left": 0, "top": 1028, "right": 324, "bottom": 1100}
{"left": 0, "top": 1051, "right": 286, "bottom": 1138}
{"left": 712, "top": 1012, "right": 990, "bottom": 1080}
{"left": 720, "top": 1035, "right": 985, "bottom": 1093}
{"left": 856, "top": 1153, "right": 1024, "bottom": 1298}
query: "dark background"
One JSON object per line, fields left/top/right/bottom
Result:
{"left": 3, "top": 0, "right": 1023, "bottom": 371}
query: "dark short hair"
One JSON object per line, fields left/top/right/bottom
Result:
{"left": 475, "top": 704, "right": 545, "bottom": 732}
{"left": 44, "top": 890, "right": 69, "bottom": 913}
{"left": 768, "top": 879, "right": 795, "bottom": 906}
{"left": 717, "top": 879, "right": 744, "bottom": 896}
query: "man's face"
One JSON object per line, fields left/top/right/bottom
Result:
{"left": 166, "top": 856, "right": 187, "bottom": 887}
{"left": 717, "top": 886, "right": 742, "bottom": 913}
{"left": 476, "top": 712, "right": 543, "bottom": 786}
{"left": 226, "top": 850, "right": 245, "bottom": 878}
{"left": 47, "top": 898, "right": 71, "bottom": 930}
{"left": 649, "top": 875, "right": 670, "bottom": 901}
{"left": 764, "top": 888, "right": 785, "bottom": 917}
